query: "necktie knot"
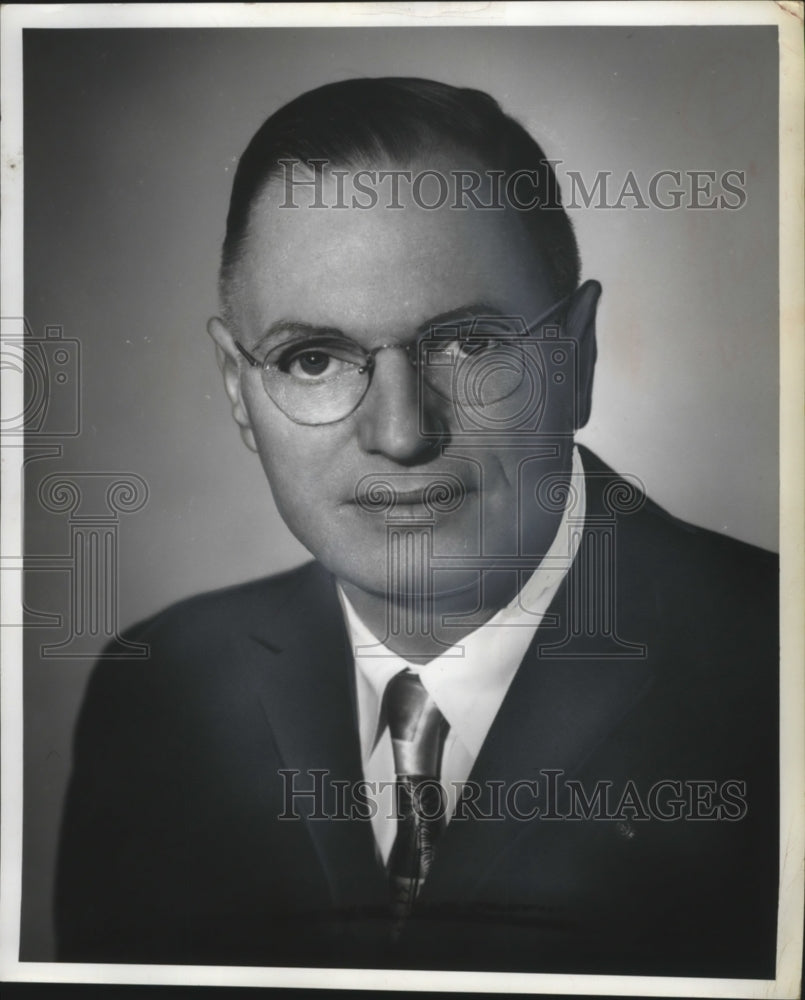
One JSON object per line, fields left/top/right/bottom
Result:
{"left": 385, "top": 669, "right": 449, "bottom": 778}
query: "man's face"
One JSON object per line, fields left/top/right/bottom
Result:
{"left": 211, "top": 160, "right": 596, "bottom": 603}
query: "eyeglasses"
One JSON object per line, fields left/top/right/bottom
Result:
{"left": 234, "top": 294, "right": 569, "bottom": 426}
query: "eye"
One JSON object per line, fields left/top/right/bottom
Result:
{"left": 290, "top": 350, "right": 332, "bottom": 378}
{"left": 448, "top": 321, "right": 515, "bottom": 360}
{"left": 455, "top": 336, "right": 505, "bottom": 358}
{"left": 270, "top": 337, "right": 367, "bottom": 383}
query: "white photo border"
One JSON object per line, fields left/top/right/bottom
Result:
{"left": 1, "top": 3, "right": 802, "bottom": 997}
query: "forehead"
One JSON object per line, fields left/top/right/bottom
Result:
{"left": 236, "top": 160, "right": 554, "bottom": 341}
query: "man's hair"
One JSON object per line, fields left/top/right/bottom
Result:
{"left": 219, "top": 77, "right": 580, "bottom": 331}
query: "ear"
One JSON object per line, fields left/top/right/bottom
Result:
{"left": 564, "top": 279, "right": 601, "bottom": 431}
{"left": 206, "top": 316, "right": 258, "bottom": 452}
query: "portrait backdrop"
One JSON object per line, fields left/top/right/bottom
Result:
{"left": 21, "top": 25, "right": 778, "bottom": 960}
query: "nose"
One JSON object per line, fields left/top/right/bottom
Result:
{"left": 355, "top": 347, "right": 445, "bottom": 464}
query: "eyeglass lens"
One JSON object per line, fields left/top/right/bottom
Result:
{"left": 258, "top": 321, "right": 553, "bottom": 426}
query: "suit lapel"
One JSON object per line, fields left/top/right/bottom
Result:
{"left": 243, "top": 565, "right": 388, "bottom": 913}
{"left": 239, "top": 455, "right": 657, "bottom": 917}
{"left": 419, "top": 462, "right": 656, "bottom": 906}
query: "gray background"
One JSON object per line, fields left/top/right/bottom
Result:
{"left": 21, "top": 26, "right": 778, "bottom": 959}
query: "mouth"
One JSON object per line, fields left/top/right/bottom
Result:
{"left": 349, "top": 474, "right": 472, "bottom": 515}
{"left": 392, "top": 488, "right": 436, "bottom": 506}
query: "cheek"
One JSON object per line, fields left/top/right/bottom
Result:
{"left": 253, "top": 435, "right": 334, "bottom": 556}
{"left": 254, "top": 427, "right": 321, "bottom": 503}
{"left": 245, "top": 397, "right": 346, "bottom": 523}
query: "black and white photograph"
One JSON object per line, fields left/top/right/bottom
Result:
{"left": 1, "top": 3, "right": 802, "bottom": 997}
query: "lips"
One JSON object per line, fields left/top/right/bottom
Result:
{"left": 391, "top": 488, "right": 434, "bottom": 506}
{"left": 350, "top": 473, "right": 471, "bottom": 514}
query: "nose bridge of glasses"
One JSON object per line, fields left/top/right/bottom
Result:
{"left": 362, "top": 341, "right": 418, "bottom": 372}
{"left": 354, "top": 338, "right": 435, "bottom": 455}
{"left": 359, "top": 341, "right": 424, "bottom": 418}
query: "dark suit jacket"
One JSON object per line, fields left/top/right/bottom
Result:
{"left": 55, "top": 449, "right": 778, "bottom": 976}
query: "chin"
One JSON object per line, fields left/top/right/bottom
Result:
{"left": 335, "top": 556, "right": 485, "bottom": 604}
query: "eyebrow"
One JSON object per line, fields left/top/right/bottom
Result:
{"left": 253, "top": 302, "right": 509, "bottom": 351}
{"left": 417, "top": 302, "right": 508, "bottom": 331}
{"left": 252, "top": 320, "right": 345, "bottom": 351}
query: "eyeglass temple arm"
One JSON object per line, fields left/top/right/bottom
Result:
{"left": 528, "top": 291, "right": 572, "bottom": 331}
{"left": 234, "top": 342, "right": 260, "bottom": 367}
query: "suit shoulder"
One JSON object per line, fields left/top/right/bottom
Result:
{"left": 640, "top": 494, "right": 776, "bottom": 570}
{"left": 121, "top": 560, "right": 323, "bottom": 645}
{"left": 79, "top": 560, "right": 328, "bottom": 714}
{"left": 634, "top": 492, "right": 778, "bottom": 608}
{"left": 579, "top": 447, "right": 777, "bottom": 585}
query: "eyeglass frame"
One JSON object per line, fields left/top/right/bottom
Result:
{"left": 233, "top": 290, "right": 572, "bottom": 425}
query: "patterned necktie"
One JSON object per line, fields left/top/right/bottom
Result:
{"left": 384, "top": 669, "right": 450, "bottom": 936}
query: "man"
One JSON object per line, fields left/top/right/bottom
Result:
{"left": 56, "top": 78, "right": 778, "bottom": 977}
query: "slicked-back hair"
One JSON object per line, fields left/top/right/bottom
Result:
{"left": 219, "top": 77, "right": 581, "bottom": 331}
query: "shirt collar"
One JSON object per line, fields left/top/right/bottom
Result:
{"left": 339, "top": 446, "right": 586, "bottom": 763}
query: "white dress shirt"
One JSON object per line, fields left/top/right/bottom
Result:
{"left": 338, "top": 446, "right": 586, "bottom": 863}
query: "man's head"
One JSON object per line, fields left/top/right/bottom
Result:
{"left": 208, "top": 77, "right": 600, "bottom": 612}
{"left": 217, "top": 77, "right": 582, "bottom": 333}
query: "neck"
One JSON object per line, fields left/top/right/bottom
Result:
{"left": 339, "top": 567, "right": 526, "bottom": 663}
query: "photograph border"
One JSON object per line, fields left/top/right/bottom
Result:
{"left": 1, "top": 3, "right": 802, "bottom": 996}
